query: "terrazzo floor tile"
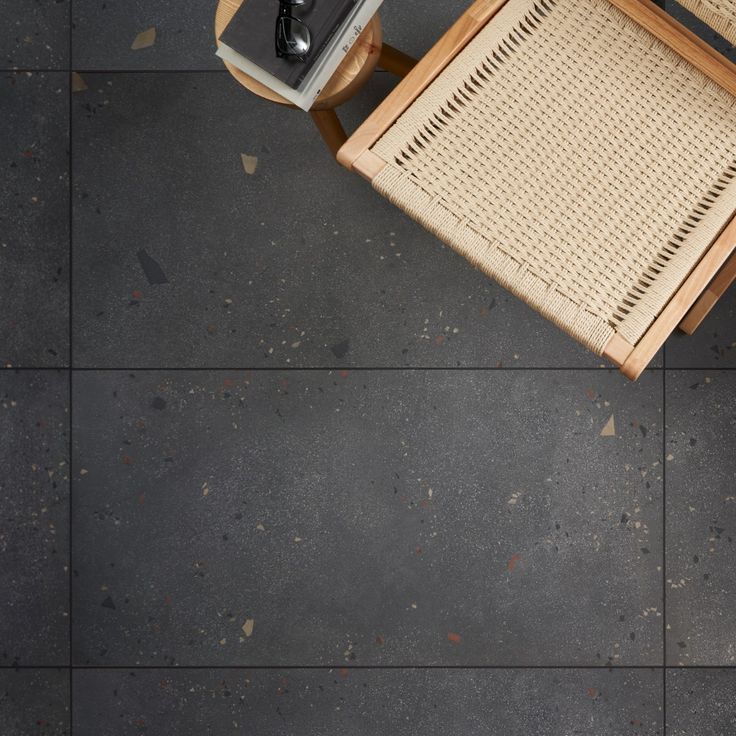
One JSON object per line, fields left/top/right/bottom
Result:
{"left": 69, "top": 0, "right": 468, "bottom": 71}
{"left": 72, "top": 370, "right": 663, "bottom": 666}
{"left": 1, "top": 71, "right": 69, "bottom": 367}
{"left": 667, "top": 669, "right": 736, "bottom": 736}
{"left": 665, "top": 290, "right": 736, "bottom": 369}
{"left": 0, "top": 370, "right": 69, "bottom": 666}
{"left": 73, "top": 667, "right": 663, "bottom": 735}
{"left": 0, "top": 668, "right": 70, "bottom": 736}
{"left": 380, "top": 0, "right": 468, "bottom": 59}
{"left": 72, "top": 71, "right": 636, "bottom": 369}
{"left": 0, "top": 0, "right": 69, "bottom": 69}
{"left": 665, "top": 371, "right": 736, "bottom": 665}
{"left": 72, "top": 0, "right": 217, "bottom": 70}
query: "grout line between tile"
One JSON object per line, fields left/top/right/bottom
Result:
{"left": 5, "top": 365, "right": 736, "bottom": 372}
{"left": 1, "top": 68, "right": 230, "bottom": 74}
{"left": 68, "top": 0, "right": 74, "bottom": 731}
{"left": 7, "top": 365, "right": 736, "bottom": 372}
{"left": 2, "top": 68, "right": 398, "bottom": 74}
{"left": 1, "top": 69, "right": 72, "bottom": 74}
{"left": 4, "top": 664, "right": 735, "bottom": 670}
{"left": 662, "top": 362, "right": 667, "bottom": 735}
{"left": 3, "top": 366, "right": 673, "bottom": 372}
{"left": 1, "top": 664, "right": 678, "bottom": 671}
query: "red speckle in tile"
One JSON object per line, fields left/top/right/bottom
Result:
{"left": 435, "top": 335, "right": 445, "bottom": 346}
{"left": 132, "top": 290, "right": 143, "bottom": 299}
{"left": 507, "top": 553, "right": 522, "bottom": 572}
{"left": 122, "top": 454, "right": 133, "bottom": 465}
{"left": 447, "top": 632, "right": 461, "bottom": 644}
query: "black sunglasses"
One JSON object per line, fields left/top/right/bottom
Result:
{"left": 275, "top": 0, "right": 311, "bottom": 62}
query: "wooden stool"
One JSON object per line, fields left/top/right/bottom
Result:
{"left": 214, "top": 0, "right": 417, "bottom": 156}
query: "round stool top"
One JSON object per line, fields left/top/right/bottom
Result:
{"left": 214, "top": 0, "right": 382, "bottom": 110}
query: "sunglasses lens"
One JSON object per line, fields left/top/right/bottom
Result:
{"left": 276, "top": 17, "right": 311, "bottom": 56}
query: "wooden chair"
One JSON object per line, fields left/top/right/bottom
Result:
{"left": 338, "top": 0, "right": 736, "bottom": 379}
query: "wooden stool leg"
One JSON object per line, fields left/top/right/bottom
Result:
{"left": 378, "top": 43, "right": 418, "bottom": 77}
{"left": 310, "top": 109, "right": 348, "bottom": 157}
{"left": 679, "top": 251, "right": 736, "bottom": 334}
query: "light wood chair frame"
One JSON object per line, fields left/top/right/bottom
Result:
{"left": 337, "top": 0, "right": 736, "bottom": 379}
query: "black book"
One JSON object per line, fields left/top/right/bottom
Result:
{"left": 219, "top": 0, "right": 357, "bottom": 90}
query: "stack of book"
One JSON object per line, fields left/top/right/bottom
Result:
{"left": 217, "top": 0, "right": 384, "bottom": 111}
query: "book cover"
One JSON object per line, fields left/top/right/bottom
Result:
{"left": 219, "top": 0, "right": 356, "bottom": 90}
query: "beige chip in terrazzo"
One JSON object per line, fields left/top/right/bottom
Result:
{"left": 71, "top": 72, "right": 88, "bottom": 93}
{"left": 131, "top": 27, "right": 156, "bottom": 50}
{"left": 600, "top": 416, "right": 616, "bottom": 437}
{"left": 241, "top": 154, "right": 258, "bottom": 175}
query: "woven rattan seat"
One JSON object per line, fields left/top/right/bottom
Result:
{"left": 375, "top": 0, "right": 736, "bottom": 352}
{"left": 680, "top": 0, "right": 736, "bottom": 44}
{"left": 339, "top": 0, "right": 736, "bottom": 378}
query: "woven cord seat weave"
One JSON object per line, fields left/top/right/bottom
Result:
{"left": 371, "top": 0, "right": 736, "bottom": 354}
{"left": 680, "top": 0, "right": 736, "bottom": 45}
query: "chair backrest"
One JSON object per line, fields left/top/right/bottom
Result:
{"left": 678, "top": 0, "right": 736, "bottom": 45}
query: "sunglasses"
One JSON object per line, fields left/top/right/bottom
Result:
{"left": 275, "top": 0, "right": 312, "bottom": 62}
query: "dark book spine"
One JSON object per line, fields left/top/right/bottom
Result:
{"left": 291, "top": 0, "right": 358, "bottom": 88}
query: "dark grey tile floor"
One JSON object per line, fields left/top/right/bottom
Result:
{"left": 1, "top": 1, "right": 735, "bottom": 734}
{"left": 1, "top": 71, "right": 69, "bottom": 367}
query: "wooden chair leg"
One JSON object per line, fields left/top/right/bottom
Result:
{"left": 679, "top": 250, "right": 736, "bottom": 334}
{"left": 620, "top": 216, "right": 736, "bottom": 380}
{"left": 309, "top": 109, "right": 348, "bottom": 157}
{"left": 378, "top": 43, "right": 418, "bottom": 77}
